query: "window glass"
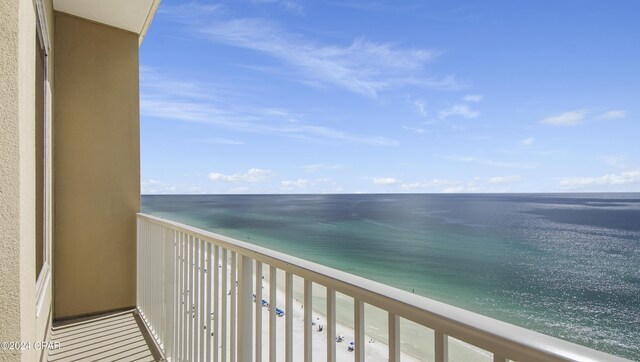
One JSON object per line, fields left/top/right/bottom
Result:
{"left": 35, "top": 27, "right": 46, "bottom": 279}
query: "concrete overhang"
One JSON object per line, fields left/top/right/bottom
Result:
{"left": 53, "top": 0, "right": 160, "bottom": 45}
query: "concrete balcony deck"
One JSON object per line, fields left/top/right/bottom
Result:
{"left": 48, "top": 309, "right": 163, "bottom": 362}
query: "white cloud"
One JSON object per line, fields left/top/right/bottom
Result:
{"left": 542, "top": 110, "right": 587, "bottom": 126}
{"left": 279, "top": 177, "right": 338, "bottom": 192}
{"left": 141, "top": 179, "right": 173, "bottom": 194}
{"left": 301, "top": 163, "right": 343, "bottom": 172}
{"left": 171, "top": 11, "right": 455, "bottom": 97}
{"left": 251, "top": 0, "right": 303, "bottom": 13}
{"left": 559, "top": 170, "right": 640, "bottom": 188}
{"left": 141, "top": 179, "right": 203, "bottom": 194}
{"left": 281, "top": 178, "right": 310, "bottom": 188}
{"left": 228, "top": 187, "right": 253, "bottom": 194}
{"left": 413, "top": 98, "right": 428, "bottom": 116}
{"left": 522, "top": 137, "right": 534, "bottom": 145}
{"left": 399, "top": 178, "right": 480, "bottom": 193}
{"left": 402, "top": 125, "right": 426, "bottom": 134}
{"left": 487, "top": 175, "right": 522, "bottom": 184}
{"left": 442, "top": 182, "right": 478, "bottom": 193}
{"left": 400, "top": 179, "right": 461, "bottom": 190}
{"left": 601, "top": 155, "right": 627, "bottom": 169}
{"left": 292, "top": 124, "right": 399, "bottom": 145}
{"left": 157, "top": 3, "right": 221, "bottom": 22}
{"left": 597, "top": 110, "right": 627, "bottom": 120}
{"left": 441, "top": 155, "right": 537, "bottom": 169}
{"left": 373, "top": 177, "right": 400, "bottom": 185}
{"left": 139, "top": 66, "right": 222, "bottom": 101}
{"left": 200, "top": 138, "right": 245, "bottom": 145}
{"left": 438, "top": 104, "right": 480, "bottom": 119}
{"left": 442, "top": 186, "right": 464, "bottom": 193}
{"left": 140, "top": 68, "right": 399, "bottom": 146}
{"left": 463, "top": 94, "right": 483, "bottom": 102}
{"left": 208, "top": 168, "right": 274, "bottom": 182}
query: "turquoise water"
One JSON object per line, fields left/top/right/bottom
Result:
{"left": 142, "top": 193, "right": 640, "bottom": 360}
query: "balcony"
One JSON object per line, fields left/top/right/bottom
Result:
{"left": 48, "top": 310, "right": 162, "bottom": 362}
{"left": 135, "top": 213, "right": 629, "bottom": 362}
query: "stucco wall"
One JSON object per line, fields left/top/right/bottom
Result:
{"left": 0, "top": 0, "right": 54, "bottom": 360}
{"left": 53, "top": 12, "right": 140, "bottom": 319}
{"left": 0, "top": 2, "right": 24, "bottom": 359}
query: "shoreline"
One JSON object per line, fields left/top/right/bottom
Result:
{"left": 205, "top": 244, "right": 493, "bottom": 361}
{"left": 257, "top": 265, "right": 492, "bottom": 361}
{"left": 255, "top": 268, "right": 420, "bottom": 361}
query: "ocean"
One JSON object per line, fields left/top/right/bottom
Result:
{"left": 141, "top": 193, "right": 640, "bottom": 360}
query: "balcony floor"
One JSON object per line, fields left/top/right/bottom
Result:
{"left": 48, "top": 309, "right": 163, "bottom": 362}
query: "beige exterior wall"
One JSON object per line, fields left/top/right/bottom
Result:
{"left": 53, "top": 12, "right": 140, "bottom": 319}
{"left": 0, "top": 2, "right": 24, "bottom": 360}
{"left": 0, "top": 0, "right": 54, "bottom": 360}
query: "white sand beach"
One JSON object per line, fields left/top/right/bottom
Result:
{"left": 217, "top": 262, "right": 491, "bottom": 361}
{"left": 258, "top": 273, "right": 421, "bottom": 362}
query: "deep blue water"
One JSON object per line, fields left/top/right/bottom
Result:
{"left": 142, "top": 193, "right": 640, "bottom": 359}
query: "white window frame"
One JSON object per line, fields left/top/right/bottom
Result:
{"left": 34, "top": 0, "right": 52, "bottom": 317}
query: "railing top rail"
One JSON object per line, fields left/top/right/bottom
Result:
{"left": 137, "top": 213, "right": 629, "bottom": 362}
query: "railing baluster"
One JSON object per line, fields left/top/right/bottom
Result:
{"left": 173, "top": 231, "right": 179, "bottom": 360}
{"left": 269, "top": 266, "right": 277, "bottom": 362}
{"left": 214, "top": 245, "right": 220, "bottom": 362}
{"left": 156, "top": 226, "right": 161, "bottom": 345}
{"left": 326, "top": 288, "right": 336, "bottom": 362}
{"left": 200, "top": 239, "right": 206, "bottom": 361}
{"left": 141, "top": 218, "right": 145, "bottom": 306}
{"left": 238, "top": 255, "right": 253, "bottom": 361}
{"left": 206, "top": 242, "right": 213, "bottom": 362}
{"left": 140, "top": 218, "right": 144, "bottom": 316}
{"left": 142, "top": 219, "right": 147, "bottom": 325}
{"left": 182, "top": 232, "right": 188, "bottom": 362}
{"left": 221, "top": 248, "right": 228, "bottom": 362}
{"left": 157, "top": 224, "right": 162, "bottom": 340}
{"left": 136, "top": 218, "right": 140, "bottom": 318}
{"left": 146, "top": 220, "right": 150, "bottom": 322}
{"left": 354, "top": 299, "right": 364, "bottom": 362}
{"left": 148, "top": 221, "right": 152, "bottom": 330}
{"left": 193, "top": 237, "right": 199, "bottom": 359}
{"left": 304, "top": 279, "right": 312, "bottom": 362}
{"left": 150, "top": 221, "right": 155, "bottom": 332}
{"left": 176, "top": 232, "right": 181, "bottom": 360}
{"left": 158, "top": 224, "right": 163, "bottom": 340}
{"left": 285, "top": 271, "right": 293, "bottom": 362}
{"left": 435, "top": 331, "right": 448, "bottom": 362}
{"left": 178, "top": 233, "right": 184, "bottom": 361}
{"left": 142, "top": 219, "right": 145, "bottom": 312}
{"left": 164, "top": 227, "right": 174, "bottom": 357}
{"left": 195, "top": 239, "right": 201, "bottom": 359}
{"left": 177, "top": 233, "right": 182, "bottom": 360}
{"left": 189, "top": 236, "right": 195, "bottom": 361}
{"left": 255, "top": 261, "right": 263, "bottom": 362}
{"left": 138, "top": 218, "right": 142, "bottom": 317}
{"left": 230, "top": 251, "right": 237, "bottom": 362}
{"left": 157, "top": 225, "right": 162, "bottom": 346}
{"left": 388, "top": 313, "right": 400, "bottom": 362}
{"left": 153, "top": 223, "right": 158, "bottom": 338}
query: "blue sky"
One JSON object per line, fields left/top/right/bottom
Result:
{"left": 140, "top": 0, "right": 639, "bottom": 194}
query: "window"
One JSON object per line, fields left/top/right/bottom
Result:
{"left": 35, "top": 1, "right": 49, "bottom": 283}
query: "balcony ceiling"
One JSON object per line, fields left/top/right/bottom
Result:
{"left": 53, "top": 0, "right": 160, "bottom": 42}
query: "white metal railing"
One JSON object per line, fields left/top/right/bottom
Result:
{"left": 136, "top": 213, "right": 630, "bottom": 362}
